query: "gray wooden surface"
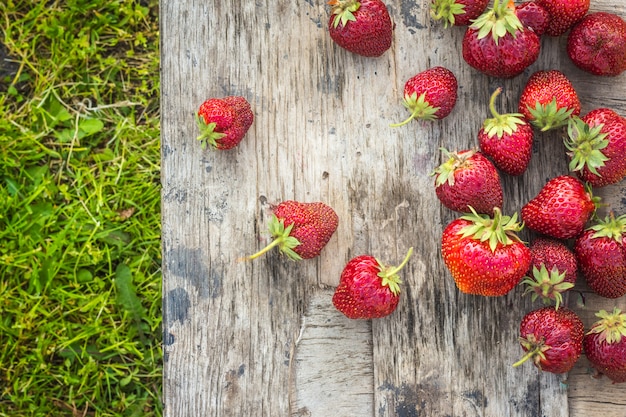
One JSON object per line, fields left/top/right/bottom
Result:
{"left": 160, "top": 0, "right": 626, "bottom": 415}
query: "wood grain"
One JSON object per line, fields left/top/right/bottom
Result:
{"left": 160, "top": 0, "right": 626, "bottom": 416}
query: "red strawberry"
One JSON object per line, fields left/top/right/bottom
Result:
{"left": 432, "top": 148, "right": 503, "bottom": 215}
{"left": 328, "top": 0, "right": 393, "bottom": 57}
{"left": 515, "top": 1, "right": 550, "bottom": 36}
{"left": 513, "top": 306, "right": 584, "bottom": 374}
{"left": 478, "top": 87, "right": 534, "bottom": 176}
{"left": 573, "top": 213, "right": 626, "bottom": 299}
{"left": 441, "top": 207, "right": 531, "bottom": 296}
{"left": 521, "top": 175, "right": 596, "bottom": 240}
{"left": 246, "top": 201, "right": 338, "bottom": 261}
{"left": 518, "top": 70, "right": 581, "bottom": 132}
{"left": 565, "top": 109, "right": 626, "bottom": 187}
{"left": 430, "top": 0, "right": 490, "bottom": 28}
{"left": 391, "top": 66, "right": 458, "bottom": 126}
{"left": 332, "top": 247, "right": 413, "bottom": 319}
{"left": 567, "top": 12, "right": 626, "bottom": 76}
{"left": 534, "top": 0, "right": 589, "bottom": 37}
{"left": 522, "top": 238, "right": 578, "bottom": 309}
{"left": 196, "top": 96, "right": 254, "bottom": 150}
{"left": 461, "top": 0, "right": 540, "bottom": 79}
{"left": 584, "top": 308, "right": 626, "bottom": 383}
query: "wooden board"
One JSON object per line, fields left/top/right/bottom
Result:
{"left": 160, "top": 0, "right": 626, "bottom": 416}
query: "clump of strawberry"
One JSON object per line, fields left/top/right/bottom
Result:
{"left": 328, "top": 0, "right": 393, "bottom": 57}
{"left": 584, "top": 308, "right": 626, "bottom": 383}
{"left": 565, "top": 109, "right": 626, "bottom": 188}
{"left": 534, "top": 0, "right": 589, "bottom": 37}
{"left": 333, "top": 247, "right": 413, "bottom": 319}
{"left": 430, "top": 0, "right": 489, "bottom": 28}
{"left": 513, "top": 306, "right": 584, "bottom": 374}
{"left": 246, "top": 201, "right": 339, "bottom": 261}
{"left": 518, "top": 70, "right": 581, "bottom": 132}
{"left": 515, "top": 1, "right": 550, "bottom": 35}
{"left": 567, "top": 12, "right": 626, "bottom": 77}
{"left": 441, "top": 207, "right": 531, "bottom": 296}
{"left": 196, "top": 96, "right": 254, "bottom": 150}
{"left": 391, "top": 66, "right": 458, "bottom": 127}
{"left": 574, "top": 213, "right": 626, "bottom": 299}
{"left": 462, "top": 0, "right": 540, "bottom": 79}
{"left": 521, "top": 175, "right": 596, "bottom": 240}
{"left": 478, "top": 87, "right": 534, "bottom": 176}
{"left": 431, "top": 148, "right": 503, "bottom": 215}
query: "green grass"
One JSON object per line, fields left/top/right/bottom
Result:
{"left": 0, "top": 0, "right": 162, "bottom": 415}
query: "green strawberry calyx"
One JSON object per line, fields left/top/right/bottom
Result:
{"left": 521, "top": 264, "right": 575, "bottom": 311}
{"left": 329, "top": 0, "right": 361, "bottom": 29}
{"left": 565, "top": 116, "right": 609, "bottom": 176}
{"left": 246, "top": 215, "right": 303, "bottom": 261}
{"left": 430, "top": 0, "right": 466, "bottom": 28}
{"left": 431, "top": 148, "right": 475, "bottom": 187}
{"left": 470, "top": 0, "right": 523, "bottom": 45}
{"left": 390, "top": 91, "right": 441, "bottom": 127}
{"left": 483, "top": 87, "right": 526, "bottom": 139}
{"left": 458, "top": 207, "right": 524, "bottom": 252}
{"left": 588, "top": 212, "right": 626, "bottom": 244}
{"left": 196, "top": 114, "right": 227, "bottom": 149}
{"left": 526, "top": 98, "right": 575, "bottom": 131}
{"left": 375, "top": 247, "right": 413, "bottom": 296}
{"left": 587, "top": 307, "right": 626, "bottom": 344}
{"left": 512, "top": 333, "right": 550, "bottom": 368}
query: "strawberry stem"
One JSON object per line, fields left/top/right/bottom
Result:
{"left": 390, "top": 92, "right": 440, "bottom": 127}
{"left": 246, "top": 216, "right": 303, "bottom": 261}
{"left": 377, "top": 247, "right": 414, "bottom": 296}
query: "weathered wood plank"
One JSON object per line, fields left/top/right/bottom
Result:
{"left": 161, "top": 0, "right": 626, "bottom": 416}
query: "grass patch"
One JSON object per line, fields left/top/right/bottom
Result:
{"left": 1, "top": 0, "right": 162, "bottom": 415}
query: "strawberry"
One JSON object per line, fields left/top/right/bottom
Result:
{"left": 196, "top": 96, "right": 254, "bottom": 150}
{"left": 430, "top": 0, "right": 490, "bottom": 28}
{"left": 573, "top": 213, "right": 626, "bottom": 299}
{"left": 522, "top": 238, "right": 578, "bottom": 309}
{"left": 328, "top": 0, "right": 393, "bottom": 57}
{"left": 583, "top": 308, "right": 626, "bottom": 383}
{"left": 513, "top": 306, "right": 584, "bottom": 374}
{"left": 521, "top": 175, "right": 596, "bottom": 240}
{"left": 515, "top": 1, "right": 550, "bottom": 36}
{"left": 567, "top": 12, "right": 626, "bottom": 76}
{"left": 332, "top": 247, "right": 413, "bottom": 319}
{"left": 246, "top": 201, "right": 339, "bottom": 261}
{"left": 461, "top": 0, "right": 540, "bottom": 79}
{"left": 534, "top": 0, "right": 589, "bottom": 37}
{"left": 565, "top": 109, "right": 626, "bottom": 187}
{"left": 518, "top": 70, "right": 581, "bottom": 132}
{"left": 391, "top": 66, "right": 458, "bottom": 126}
{"left": 441, "top": 207, "right": 531, "bottom": 296}
{"left": 431, "top": 148, "right": 503, "bottom": 215}
{"left": 478, "top": 87, "right": 534, "bottom": 176}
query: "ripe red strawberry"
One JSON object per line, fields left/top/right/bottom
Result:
{"left": 332, "top": 247, "right": 413, "bottom": 319}
{"left": 432, "top": 148, "right": 503, "bottom": 215}
{"left": 518, "top": 70, "right": 581, "bottom": 132}
{"left": 328, "top": 0, "right": 392, "bottom": 57}
{"left": 567, "top": 12, "right": 626, "bottom": 76}
{"left": 246, "top": 201, "right": 338, "bottom": 261}
{"left": 521, "top": 175, "right": 596, "bottom": 240}
{"left": 441, "top": 207, "right": 531, "bottom": 296}
{"left": 573, "top": 213, "right": 626, "bottom": 299}
{"left": 515, "top": 1, "right": 550, "bottom": 36}
{"left": 478, "top": 87, "right": 534, "bottom": 176}
{"left": 565, "top": 109, "right": 626, "bottom": 187}
{"left": 584, "top": 308, "right": 626, "bottom": 383}
{"left": 513, "top": 306, "right": 584, "bottom": 374}
{"left": 522, "top": 238, "right": 578, "bottom": 309}
{"left": 461, "top": 0, "right": 540, "bottom": 79}
{"left": 430, "top": 0, "right": 490, "bottom": 28}
{"left": 534, "top": 0, "right": 589, "bottom": 37}
{"left": 196, "top": 96, "right": 254, "bottom": 150}
{"left": 391, "top": 66, "right": 458, "bottom": 126}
